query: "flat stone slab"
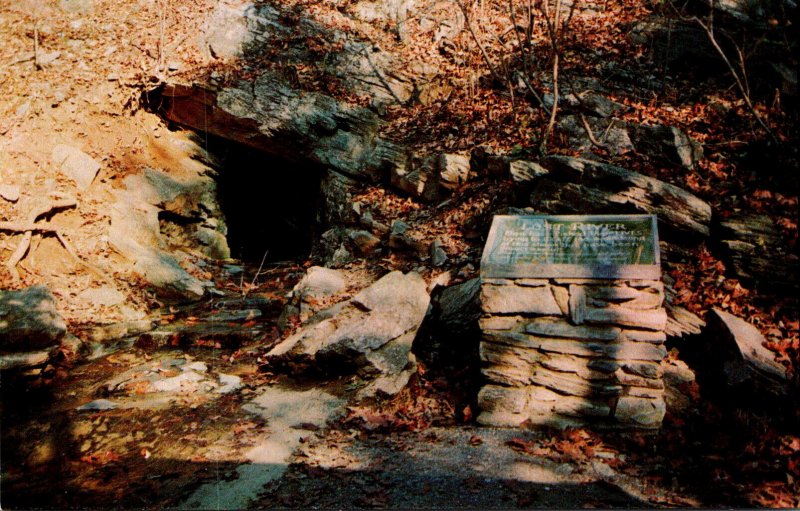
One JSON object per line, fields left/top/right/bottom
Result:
{"left": 481, "top": 215, "right": 660, "bottom": 279}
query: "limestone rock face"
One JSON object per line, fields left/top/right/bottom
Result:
{"left": 0, "top": 285, "right": 66, "bottom": 351}
{"left": 267, "top": 271, "right": 430, "bottom": 393}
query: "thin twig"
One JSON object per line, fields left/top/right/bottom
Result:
{"left": 33, "top": 19, "right": 41, "bottom": 70}
{"left": 4, "top": 197, "right": 77, "bottom": 280}
{"left": 509, "top": 0, "right": 549, "bottom": 113}
{"left": 579, "top": 114, "right": 607, "bottom": 148}
{"left": 458, "top": 1, "right": 507, "bottom": 85}
{"left": 689, "top": 1, "right": 777, "bottom": 142}
{"left": 244, "top": 250, "right": 269, "bottom": 298}
{"left": 541, "top": 0, "right": 564, "bottom": 150}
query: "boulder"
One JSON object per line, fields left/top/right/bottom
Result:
{"left": 349, "top": 230, "right": 382, "bottom": 256}
{"left": 543, "top": 91, "right": 628, "bottom": 118}
{"left": 294, "top": 266, "right": 347, "bottom": 300}
{"left": 267, "top": 271, "right": 430, "bottom": 387}
{"left": 435, "top": 277, "right": 481, "bottom": 337}
{"left": 0, "top": 285, "right": 66, "bottom": 352}
{"left": 279, "top": 266, "right": 347, "bottom": 327}
{"left": 531, "top": 156, "right": 712, "bottom": 241}
{"left": 556, "top": 117, "right": 703, "bottom": 168}
{"left": 319, "top": 171, "right": 362, "bottom": 227}
{"left": 470, "top": 144, "right": 508, "bottom": 178}
{"left": 430, "top": 239, "right": 448, "bottom": 266}
{"left": 705, "top": 308, "right": 789, "bottom": 396}
{"left": 716, "top": 213, "right": 799, "bottom": 291}
{"left": 161, "top": 78, "right": 406, "bottom": 183}
{"left": 389, "top": 155, "right": 440, "bottom": 202}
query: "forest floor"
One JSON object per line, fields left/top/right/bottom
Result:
{"left": 1, "top": 0, "right": 799, "bottom": 508}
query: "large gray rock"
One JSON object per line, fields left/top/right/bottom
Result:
{"left": 267, "top": 271, "right": 430, "bottom": 385}
{"left": 161, "top": 78, "right": 406, "bottom": 183}
{"left": 716, "top": 213, "right": 799, "bottom": 291}
{"left": 293, "top": 266, "right": 347, "bottom": 301}
{"left": 706, "top": 308, "right": 789, "bottom": 396}
{"left": 279, "top": 266, "right": 348, "bottom": 328}
{"left": 435, "top": 277, "right": 481, "bottom": 337}
{"left": 0, "top": 285, "right": 66, "bottom": 351}
{"left": 531, "top": 156, "right": 712, "bottom": 240}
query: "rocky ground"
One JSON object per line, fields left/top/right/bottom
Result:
{"left": 1, "top": 0, "right": 799, "bottom": 508}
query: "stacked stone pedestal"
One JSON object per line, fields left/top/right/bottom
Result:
{"left": 477, "top": 278, "right": 668, "bottom": 430}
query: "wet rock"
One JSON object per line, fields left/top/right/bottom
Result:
{"left": 76, "top": 399, "right": 118, "bottom": 411}
{"left": 52, "top": 144, "right": 101, "bottom": 191}
{"left": 0, "top": 285, "right": 66, "bottom": 351}
{"left": 151, "top": 371, "right": 207, "bottom": 393}
{"left": 201, "top": 309, "right": 261, "bottom": 322}
{"left": 267, "top": 271, "right": 429, "bottom": 381}
{"left": 78, "top": 319, "right": 155, "bottom": 343}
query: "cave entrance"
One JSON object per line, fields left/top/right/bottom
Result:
{"left": 206, "top": 136, "right": 323, "bottom": 264}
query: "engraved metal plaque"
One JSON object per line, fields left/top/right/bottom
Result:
{"left": 480, "top": 215, "right": 660, "bottom": 279}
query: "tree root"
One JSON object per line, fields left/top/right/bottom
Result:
{"left": 1, "top": 196, "right": 109, "bottom": 282}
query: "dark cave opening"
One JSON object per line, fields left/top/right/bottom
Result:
{"left": 205, "top": 136, "right": 323, "bottom": 264}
